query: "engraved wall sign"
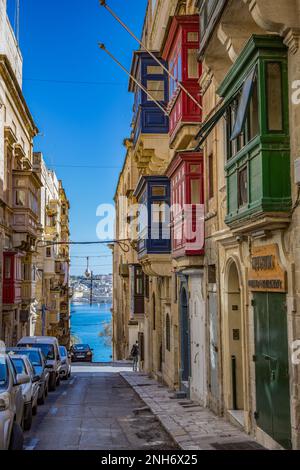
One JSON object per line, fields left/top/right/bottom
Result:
{"left": 248, "top": 244, "right": 287, "bottom": 293}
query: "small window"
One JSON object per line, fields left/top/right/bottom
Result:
{"left": 46, "top": 247, "right": 52, "bottom": 258}
{"left": 187, "top": 32, "right": 199, "bottom": 42}
{"left": 166, "top": 314, "right": 171, "bottom": 352}
{"left": 190, "top": 179, "right": 201, "bottom": 204}
{"left": 187, "top": 49, "right": 199, "bottom": 79}
{"left": 208, "top": 154, "right": 214, "bottom": 199}
{"left": 152, "top": 186, "right": 166, "bottom": 197}
{"left": 147, "top": 80, "right": 165, "bottom": 101}
{"left": 267, "top": 62, "right": 283, "bottom": 132}
{"left": 147, "top": 65, "right": 163, "bottom": 75}
{"left": 238, "top": 166, "right": 248, "bottom": 207}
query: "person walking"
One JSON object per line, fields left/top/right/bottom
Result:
{"left": 131, "top": 341, "right": 139, "bottom": 372}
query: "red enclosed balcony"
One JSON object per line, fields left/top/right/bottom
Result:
{"left": 166, "top": 152, "right": 205, "bottom": 258}
{"left": 2, "top": 252, "right": 22, "bottom": 305}
{"left": 162, "top": 15, "right": 202, "bottom": 143}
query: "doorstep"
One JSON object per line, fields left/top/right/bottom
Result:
{"left": 120, "top": 372, "right": 265, "bottom": 451}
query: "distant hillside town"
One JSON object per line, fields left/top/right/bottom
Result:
{"left": 70, "top": 274, "right": 112, "bottom": 304}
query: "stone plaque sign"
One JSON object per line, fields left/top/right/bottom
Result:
{"left": 248, "top": 244, "right": 287, "bottom": 292}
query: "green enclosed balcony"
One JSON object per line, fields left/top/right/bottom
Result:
{"left": 217, "top": 35, "right": 291, "bottom": 233}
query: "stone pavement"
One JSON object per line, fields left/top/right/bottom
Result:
{"left": 121, "top": 372, "right": 264, "bottom": 451}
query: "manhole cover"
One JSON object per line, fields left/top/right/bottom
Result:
{"left": 211, "top": 441, "right": 265, "bottom": 450}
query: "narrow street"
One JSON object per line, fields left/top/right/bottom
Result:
{"left": 23, "top": 365, "right": 177, "bottom": 451}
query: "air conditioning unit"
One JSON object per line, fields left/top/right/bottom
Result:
{"left": 119, "top": 263, "right": 129, "bottom": 277}
{"left": 295, "top": 158, "right": 300, "bottom": 185}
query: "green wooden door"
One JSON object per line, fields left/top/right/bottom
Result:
{"left": 254, "top": 293, "right": 291, "bottom": 449}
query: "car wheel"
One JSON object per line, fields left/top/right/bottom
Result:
{"left": 23, "top": 404, "right": 33, "bottom": 431}
{"left": 9, "top": 423, "right": 24, "bottom": 450}
{"left": 49, "top": 373, "right": 56, "bottom": 392}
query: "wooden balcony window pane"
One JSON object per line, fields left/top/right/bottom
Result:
{"left": 152, "top": 202, "right": 166, "bottom": 223}
{"left": 187, "top": 32, "right": 199, "bottom": 42}
{"left": 4, "top": 257, "right": 11, "bottom": 279}
{"left": 152, "top": 186, "right": 166, "bottom": 197}
{"left": 190, "top": 164, "right": 200, "bottom": 174}
{"left": 190, "top": 179, "right": 201, "bottom": 204}
{"left": 147, "top": 65, "right": 163, "bottom": 75}
{"left": 147, "top": 80, "right": 165, "bottom": 101}
{"left": 249, "top": 80, "right": 259, "bottom": 139}
{"left": 187, "top": 49, "right": 199, "bottom": 79}
{"left": 238, "top": 166, "right": 248, "bottom": 208}
{"left": 267, "top": 63, "right": 283, "bottom": 132}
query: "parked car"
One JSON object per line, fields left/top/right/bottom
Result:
{"left": 18, "top": 337, "right": 62, "bottom": 392}
{"left": 0, "top": 353, "right": 29, "bottom": 450}
{"left": 9, "top": 355, "right": 40, "bottom": 431}
{"left": 59, "top": 346, "right": 71, "bottom": 380}
{"left": 7, "top": 348, "right": 49, "bottom": 405}
{"left": 70, "top": 344, "right": 93, "bottom": 363}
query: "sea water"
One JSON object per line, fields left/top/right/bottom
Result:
{"left": 70, "top": 302, "right": 112, "bottom": 362}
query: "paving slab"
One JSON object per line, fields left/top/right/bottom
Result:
{"left": 121, "top": 371, "right": 265, "bottom": 451}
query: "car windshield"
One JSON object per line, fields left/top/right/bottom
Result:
{"left": 18, "top": 350, "right": 42, "bottom": 367}
{"left": 23, "top": 344, "right": 54, "bottom": 360}
{"left": 0, "top": 357, "right": 8, "bottom": 390}
{"left": 11, "top": 358, "right": 27, "bottom": 375}
{"left": 59, "top": 347, "right": 67, "bottom": 357}
{"left": 73, "top": 345, "right": 89, "bottom": 351}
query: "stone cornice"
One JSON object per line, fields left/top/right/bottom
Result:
{"left": 283, "top": 27, "right": 300, "bottom": 54}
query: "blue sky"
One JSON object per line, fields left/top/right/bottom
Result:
{"left": 13, "top": 0, "right": 147, "bottom": 275}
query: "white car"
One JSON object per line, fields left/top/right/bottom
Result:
{"left": 9, "top": 355, "right": 40, "bottom": 432}
{"left": 18, "top": 337, "right": 62, "bottom": 392}
{"left": 59, "top": 346, "right": 71, "bottom": 380}
{"left": 0, "top": 353, "right": 29, "bottom": 450}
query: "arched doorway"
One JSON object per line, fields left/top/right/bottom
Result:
{"left": 180, "top": 286, "right": 191, "bottom": 387}
{"left": 227, "top": 261, "right": 244, "bottom": 414}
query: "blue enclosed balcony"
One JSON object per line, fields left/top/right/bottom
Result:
{"left": 129, "top": 51, "right": 169, "bottom": 144}
{"left": 133, "top": 176, "right": 171, "bottom": 277}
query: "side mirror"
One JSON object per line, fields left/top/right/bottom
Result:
{"left": 16, "top": 373, "right": 30, "bottom": 386}
{"left": 33, "top": 375, "right": 41, "bottom": 383}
